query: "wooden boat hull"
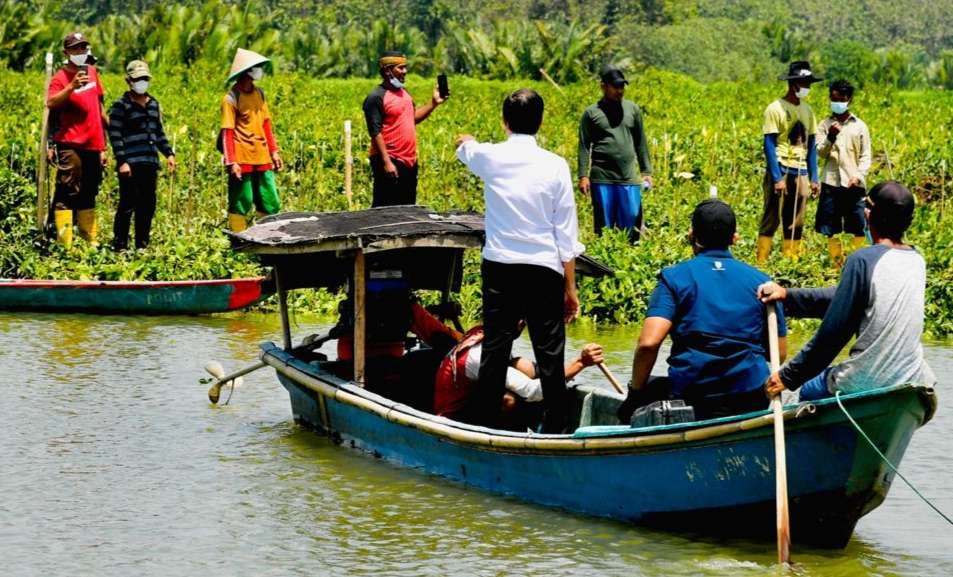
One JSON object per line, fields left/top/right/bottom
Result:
{"left": 261, "top": 343, "right": 936, "bottom": 548}
{"left": 0, "top": 277, "right": 268, "bottom": 314}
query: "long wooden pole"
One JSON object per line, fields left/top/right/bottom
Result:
{"left": 36, "top": 52, "right": 54, "bottom": 233}
{"left": 353, "top": 250, "right": 366, "bottom": 386}
{"left": 344, "top": 120, "right": 353, "bottom": 209}
{"left": 767, "top": 304, "right": 791, "bottom": 564}
{"left": 596, "top": 362, "right": 625, "bottom": 395}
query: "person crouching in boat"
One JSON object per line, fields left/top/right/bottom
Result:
{"left": 617, "top": 199, "right": 789, "bottom": 423}
{"left": 434, "top": 322, "right": 604, "bottom": 431}
{"left": 759, "top": 181, "right": 935, "bottom": 401}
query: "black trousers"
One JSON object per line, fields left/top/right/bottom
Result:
{"left": 371, "top": 156, "right": 418, "bottom": 207}
{"left": 469, "top": 260, "right": 568, "bottom": 433}
{"left": 113, "top": 164, "right": 158, "bottom": 250}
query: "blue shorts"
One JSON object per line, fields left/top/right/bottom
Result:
{"left": 799, "top": 367, "right": 833, "bottom": 401}
{"left": 815, "top": 184, "right": 865, "bottom": 236}
{"left": 591, "top": 182, "right": 642, "bottom": 241}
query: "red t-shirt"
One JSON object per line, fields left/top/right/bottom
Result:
{"left": 48, "top": 66, "right": 106, "bottom": 151}
{"left": 362, "top": 84, "right": 417, "bottom": 166}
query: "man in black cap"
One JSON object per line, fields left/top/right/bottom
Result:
{"left": 578, "top": 65, "right": 652, "bottom": 242}
{"left": 759, "top": 181, "right": 935, "bottom": 401}
{"left": 756, "top": 60, "right": 823, "bottom": 263}
{"left": 46, "top": 31, "right": 108, "bottom": 248}
{"left": 617, "top": 199, "right": 788, "bottom": 423}
{"left": 362, "top": 51, "right": 448, "bottom": 207}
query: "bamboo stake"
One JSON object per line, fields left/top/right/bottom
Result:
{"left": 344, "top": 120, "right": 353, "bottom": 209}
{"left": 36, "top": 52, "right": 54, "bottom": 233}
{"left": 767, "top": 304, "right": 791, "bottom": 564}
{"left": 538, "top": 68, "right": 564, "bottom": 94}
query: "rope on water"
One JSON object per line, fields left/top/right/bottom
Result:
{"left": 835, "top": 391, "right": 953, "bottom": 526}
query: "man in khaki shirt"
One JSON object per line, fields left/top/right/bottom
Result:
{"left": 816, "top": 79, "right": 871, "bottom": 266}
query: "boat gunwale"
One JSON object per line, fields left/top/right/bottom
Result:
{"left": 262, "top": 342, "right": 936, "bottom": 455}
{"left": 0, "top": 277, "right": 266, "bottom": 289}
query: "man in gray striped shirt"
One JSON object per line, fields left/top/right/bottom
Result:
{"left": 107, "top": 60, "right": 176, "bottom": 250}
{"left": 759, "top": 181, "right": 935, "bottom": 400}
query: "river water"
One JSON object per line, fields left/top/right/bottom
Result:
{"left": 1, "top": 312, "right": 950, "bottom": 576}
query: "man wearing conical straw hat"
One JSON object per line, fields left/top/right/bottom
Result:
{"left": 221, "top": 48, "right": 283, "bottom": 232}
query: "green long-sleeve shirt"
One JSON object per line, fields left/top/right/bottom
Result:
{"left": 578, "top": 98, "right": 652, "bottom": 184}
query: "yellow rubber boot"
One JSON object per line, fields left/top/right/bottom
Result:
{"left": 791, "top": 239, "right": 802, "bottom": 260}
{"left": 851, "top": 236, "right": 866, "bottom": 251}
{"left": 228, "top": 213, "right": 247, "bottom": 232}
{"left": 781, "top": 239, "right": 795, "bottom": 258}
{"left": 828, "top": 237, "right": 844, "bottom": 268}
{"left": 76, "top": 209, "right": 98, "bottom": 246}
{"left": 54, "top": 210, "right": 73, "bottom": 249}
{"left": 756, "top": 235, "right": 773, "bottom": 264}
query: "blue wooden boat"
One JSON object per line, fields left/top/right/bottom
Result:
{"left": 232, "top": 206, "right": 937, "bottom": 548}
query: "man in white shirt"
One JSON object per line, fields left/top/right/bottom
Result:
{"left": 455, "top": 88, "right": 585, "bottom": 433}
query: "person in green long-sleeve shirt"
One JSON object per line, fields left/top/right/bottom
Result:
{"left": 578, "top": 66, "right": 653, "bottom": 243}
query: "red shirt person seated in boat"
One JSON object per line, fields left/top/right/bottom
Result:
{"left": 617, "top": 200, "right": 789, "bottom": 423}
{"left": 759, "top": 181, "right": 935, "bottom": 401}
{"left": 434, "top": 323, "right": 604, "bottom": 430}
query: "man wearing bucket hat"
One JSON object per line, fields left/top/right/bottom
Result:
{"left": 362, "top": 50, "right": 448, "bottom": 207}
{"left": 107, "top": 60, "right": 176, "bottom": 251}
{"left": 578, "top": 65, "right": 652, "bottom": 243}
{"left": 46, "top": 31, "right": 109, "bottom": 248}
{"left": 220, "top": 48, "right": 283, "bottom": 232}
{"left": 756, "top": 61, "right": 823, "bottom": 263}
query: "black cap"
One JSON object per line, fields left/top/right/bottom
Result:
{"left": 600, "top": 66, "right": 629, "bottom": 87}
{"left": 63, "top": 31, "right": 89, "bottom": 50}
{"left": 866, "top": 181, "right": 915, "bottom": 239}
{"left": 691, "top": 199, "right": 736, "bottom": 248}
{"left": 779, "top": 60, "right": 823, "bottom": 83}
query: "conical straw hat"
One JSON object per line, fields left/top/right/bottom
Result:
{"left": 226, "top": 48, "right": 271, "bottom": 85}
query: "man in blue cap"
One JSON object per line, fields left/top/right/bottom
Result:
{"left": 618, "top": 199, "right": 788, "bottom": 422}
{"left": 578, "top": 65, "right": 653, "bottom": 242}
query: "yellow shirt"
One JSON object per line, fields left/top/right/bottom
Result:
{"left": 763, "top": 98, "right": 817, "bottom": 170}
{"left": 221, "top": 88, "right": 272, "bottom": 166}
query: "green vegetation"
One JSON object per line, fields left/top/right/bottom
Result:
{"left": 2, "top": 64, "right": 953, "bottom": 335}
{"left": 3, "top": 0, "right": 953, "bottom": 87}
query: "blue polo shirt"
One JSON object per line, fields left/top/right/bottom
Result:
{"left": 646, "top": 248, "right": 787, "bottom": 400}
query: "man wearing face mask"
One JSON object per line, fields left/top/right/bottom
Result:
{"left": 362, "top": 51, "right": 448, "bottom": 207}
{"left": 46, "top": 31, "right": 109, "bottom": 248}
{"left": 578, "top": 66, "right": 653, "bottom": 243}
{"left": 221, "top": 48, "right": 283, "bottom": 232}
{"left": 815, "top": 79, "right": 871, "bottom": 267}
{"left": 107, "top": 60, "right": 176, "bottom": 251}
{"left": 757, "top": 61, "right": 823, "bottom": 263}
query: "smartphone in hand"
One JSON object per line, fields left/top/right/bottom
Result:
{"left": 77, "top": 63, "right": 89, "bottom": 85}
{"left": 437, "top": 74, "right": 449, "bottom": 99}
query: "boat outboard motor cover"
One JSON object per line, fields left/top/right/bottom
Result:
{"left": 630, "top": 400, "right": 696, "bottom": 427}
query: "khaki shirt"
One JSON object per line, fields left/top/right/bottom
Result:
{"left": 817, "top": 114, "right": 871, "bottom": 188}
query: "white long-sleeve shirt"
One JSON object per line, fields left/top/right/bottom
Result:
{"left": 456, "top": 134, "right": 584, "bottom": 274}
{"left": 464, "top": 342, "right": 543, "bottom": 402}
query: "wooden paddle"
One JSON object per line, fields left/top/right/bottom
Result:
{"left": 767, "top": 304, "right": 791, "bottom": 563}
{"left": 596, "top": 362, "right": 625, "bottom": 395}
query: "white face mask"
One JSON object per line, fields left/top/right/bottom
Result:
{"left": 248, "top": 67, "right": 264, "bottom": 81}
{"left": 388, "top": 77, "right": 404, "bottom": 89}
{"left": 795, "top": 86, "right": 810, "bottom": 99}
{"left": 131, "top": 80, "right": 149, "bottom": 94}
{"left": 69, "top": 53, "right": 87, "bottom": 66}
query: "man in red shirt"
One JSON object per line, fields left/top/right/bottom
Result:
{"left": 47, "top": 31, "right": 108, "bottom": 248}
{"left": 362, "top": 51, "right": 448, "bottom": 207}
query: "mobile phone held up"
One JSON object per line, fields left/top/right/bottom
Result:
{"left": 77, "top": 63, "right": 89, "bottom": 85}
{"left": 437, "top": 74, "right": 449, "bottom": 99}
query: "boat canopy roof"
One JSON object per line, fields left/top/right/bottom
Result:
{"left": 230, "top": 206, "right": 485, "bottom": 255}
{"left": 230, "top": 206, "right": 612, "bottom": 292}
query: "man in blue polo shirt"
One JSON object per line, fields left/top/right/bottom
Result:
{"left": 617, "top": 199, "right": 788, "bottom": 422}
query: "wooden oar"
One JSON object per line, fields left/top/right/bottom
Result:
{"left": 767, "top": 304, "right": 791, "bottom": 563}
{"left": 596, "top": 362, "right": 625, "bottom": 395}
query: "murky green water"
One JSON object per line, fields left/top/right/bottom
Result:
{"left": 1, "top": 312, "right": 950, "bottom": 576}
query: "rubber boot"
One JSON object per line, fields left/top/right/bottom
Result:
{"left": 76, "top": 209, "right": 98, "bottom": 246}
{"left": 791, "top": 239, "right": 802, "bottom": 260}
{"left": 851, "top": 236, "right": 866, "bottom": 251}
{"left": 781, "top": 239, "right": 795, "bottom": 259}
{"left": 228, "top": 213, "right": 247, "bottom": 232}
{"left": 756, "top": 235, "right": 773, "bottom": 264}
{"left": 828, "top": 237, "right": 844, "bottom": 268}
{"left": 54, "top": 210, "right": 73, "bottom": 249}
